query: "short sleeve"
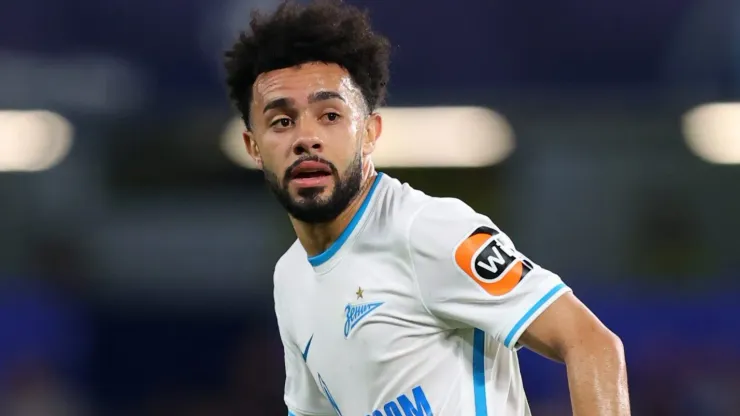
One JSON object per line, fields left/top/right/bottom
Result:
{"left": 408, "top": 198, "right": 572, "bottom": 349}
{"left": 275, "top": 286, "right": 334, "bottom": 415}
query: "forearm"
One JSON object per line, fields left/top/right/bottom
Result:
{"left": 564, "top": 334, "right": 630, "bottom": 416}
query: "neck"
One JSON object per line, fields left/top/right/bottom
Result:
{"left": 291, "top": 163, "right": 377, "bottom": 257}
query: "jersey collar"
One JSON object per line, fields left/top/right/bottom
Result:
{"left": 307, "top": 172, "right": 384, "bottom": 269}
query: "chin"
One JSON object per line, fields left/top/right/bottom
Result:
{"left": 286, "top": 200, "right": 343, "bottom": 224}
{"left": 294, "top": 185, "right": 335, "bottom": 200}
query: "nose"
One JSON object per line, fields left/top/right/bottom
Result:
{"left": 291, "top": 122, "right": 323, "bottom": 156}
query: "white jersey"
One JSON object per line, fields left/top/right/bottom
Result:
{"left": 274, "top": 173, "right": 571, "bottom": 416}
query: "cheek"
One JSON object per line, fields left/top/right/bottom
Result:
{"left": 258, "top": 151, "right": 287, "bottom": 180}
{"left": 322, "top": 120, "right": 360, "bottom": 156}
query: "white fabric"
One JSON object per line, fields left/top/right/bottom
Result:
{"left": 274, "top": 173, "right": 571, "bottom": 416}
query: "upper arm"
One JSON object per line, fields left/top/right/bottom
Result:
{"left": 408, "top": 198, "right": 572, "bottom": 349}
{"left": 518, "top": 291, "right": 622, "bottom": 362}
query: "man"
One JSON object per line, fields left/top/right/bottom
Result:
{"left": 224, "top": 1, "right": 630, "bottom": 415}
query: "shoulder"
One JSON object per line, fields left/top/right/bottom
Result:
{"left": 374, "top": 174, "right": 500, "bottom": 256}
{"left": 272, "top": 241, "right": 312, "bottom": 341}
{"left": 273, "top": 241, "right": 311, "bottom": 309}
{"left": 369, "top": 174, "right": 439, "bottom": 237}
{"left": 412, "top": 196, "right": 486, "bottom": 225}
{"left": 407, "top": 196, "right": 497, "bottom": 252}
{"left": 274, "top": 240, "right": 308, "bottom": 284}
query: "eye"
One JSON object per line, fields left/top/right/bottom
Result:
{"left": 270, "top": 117, "right": 293, "bottom": 128}
{"left": 322, "top": 112, "right": 341, "bottom": 122}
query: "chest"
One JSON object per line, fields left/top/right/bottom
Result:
{"left": 291, "top": 254, "right": 438, "bottom": 384}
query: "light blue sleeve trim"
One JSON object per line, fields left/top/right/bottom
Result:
{"left": 503, "top": 283, "right": 568, "bottom": 348}
{"left": 288, "top": 412, "right": 296, "bottom": 416}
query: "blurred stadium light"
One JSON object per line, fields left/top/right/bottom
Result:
{"left": 683, "top": 102, "right": 740, "bottom": 164}
{"left": 0, "top": 110, "right": 74, "bottom": 172}
{"left": 221, "top": 116, "right": 254, "bottom": 169}
{"left": 221, "top": 106, "right": 515, "bottom": 169}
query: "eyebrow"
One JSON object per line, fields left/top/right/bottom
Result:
{"left": 263, "top": 97, "right": 294, "bottom": 114}
{"left": 308, "top": 91, "right": 346, "bottom": 104}
{"left": 262, "top": 91, "right": 346, "bottom": 114}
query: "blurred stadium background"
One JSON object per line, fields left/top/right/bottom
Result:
{"left": 1, "top": 0, "right": 739, "bottom": 414}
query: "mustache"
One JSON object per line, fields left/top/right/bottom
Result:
{"left": 284, "top": 156, "right": 338, "bottom": 180}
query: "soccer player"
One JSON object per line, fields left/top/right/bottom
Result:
{"left": 224, "top": 1, "right": 630, "bottom": 415}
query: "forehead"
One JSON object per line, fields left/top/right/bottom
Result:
{"left": 252, "top": 62, "right": 361, "bottom": 106}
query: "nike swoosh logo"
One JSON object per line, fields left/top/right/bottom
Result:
{"left": 302, "top": 334, "right": 314, "bottom": 361}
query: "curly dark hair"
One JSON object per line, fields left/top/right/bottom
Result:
{"left": 224, "top": 0, "right": 391, "bottom": 129}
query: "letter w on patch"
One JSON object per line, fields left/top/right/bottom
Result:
{"left": 344, "top": 301, "right": 384, "bottom": 338}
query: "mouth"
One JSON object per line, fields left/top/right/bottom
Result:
{"left": 289, "top": 161, "right": 333, "bottom": 187}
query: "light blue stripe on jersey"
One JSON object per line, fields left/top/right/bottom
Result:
{"left": 307, "top": 173, "right": 384, "bottom": 267}
{"left": 288, "top": 412, "right": 295, "bottom": 416}
{"left": 503, "top": 283, "right": 567, "bottom": 348}
{"left": 473, "top": 328, "right": 488, "bottom": 415}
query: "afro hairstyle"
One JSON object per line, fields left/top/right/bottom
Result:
{"left": 224, "top": 0, "right": 391, "bottom": 129}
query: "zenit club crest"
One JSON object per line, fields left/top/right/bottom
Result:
{"left": 343, "top": 301, "right": 383, "bottom": 338}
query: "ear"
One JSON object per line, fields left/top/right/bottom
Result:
{"left": 243, "top": 130, "right": 263, "bottom": 169}
{"left": 361, "top": 112, "right": 382, "bottom": 157}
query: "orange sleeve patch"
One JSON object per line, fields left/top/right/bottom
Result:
{"left": 454, "top": 230, "right": 527, "bottom": 296}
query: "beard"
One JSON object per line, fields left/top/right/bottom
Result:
{"left": 263, "top": 152, "right": 363, "bottom": 224}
